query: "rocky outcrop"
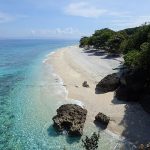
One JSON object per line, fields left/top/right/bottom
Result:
{"left": 140, "top": 95, "right": 150, "bottom": 113}
{"left": 82, "top": 81, "right": 89, "bottom": 88}
{"left": 52, "top": 104, "right": 87, "bottom": 136}
{"left": 94, "top": 112, "right": 110, "bottom": 126}
{"left": 138, "top": 143, "right": 150, "bottom": 150}
{"left": 120, "top": 70, "right": 146, "bottom": 93}
{"left": 96, "top": 73, "right": 120, "bottom": 93}
{"left": 115, "top": 70, "right": 146, "bottom": 101}
{"left": 115, "top": 85, "right": 140, "bottom": 101}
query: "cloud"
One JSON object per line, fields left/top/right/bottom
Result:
{"left": 64, "top": 2, "right": 107, "bottom": 18}
{"left": 0, "top": 11, "right": 28, "bottom": 23}
{"left": 0, "top": 12, "right": 14, "bottom": 23}
{"left": 31, "top": 27, "right": 81, "bottom": 37}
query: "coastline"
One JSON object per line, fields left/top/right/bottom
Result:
{"left": 46, "top": 45, "right": 150, "bottom": 146}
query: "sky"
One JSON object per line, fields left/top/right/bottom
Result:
{"left": 0, "top": 0, "right": 150, "bottom": 39}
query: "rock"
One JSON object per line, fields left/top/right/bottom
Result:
{"left": 96, "top": 73, "right": 120, "bottom": 93}
{"left": 82, "top": 81, "right": 89, "bottom": 88}
{"left": 75, "top": 85, "right": 79, "bottom": 88}
{"left": 52, "top": 104, "right": 87, "bottom": 136}
{"left": 138, "top": 143, "right": 150, "bottom": 150}
{"left": 140, "top": 95, "right": 150, "bottom": 113}
{"left": 115, "top": 86, "right": 128, "bottom": 101}
{"left": 115, "top": 85, "right": 140, "bottom": 101}
{"left": 120, "top": 70, "right": 146, "bottom": 93}
{"left": 115, "top": 69, "right": 147, "bottom": 102}
{"left": 94, "top": 112, "right": 110, "bottom": 126}
{"left": 139, "top": 144, "right": 145, "bottom": 150}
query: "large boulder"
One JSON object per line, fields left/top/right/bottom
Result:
{"left": 120, "top": 70, "right": 146, "bottom": 93}
{"left": 140, "top": 95, "right": 150, "bottom": 113}
{"left": 52, "top": 104, "right": 87, "bottom": 136}
{"left": 94, "top": 112, "right": 110, "bottom": 126}
{"left": 96, "top": 73, "right": 120, "bottom": 93}
{"left": 115, "top": 70, "right": 146, "bottom": 102}
{"left": 115, "top": 86, "right": 128, "bottom": 101}
{"left": 115, "top": 85, "right": 140, "bottom": 101}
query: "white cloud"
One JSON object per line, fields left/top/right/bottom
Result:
{"left": 55, "top": 27, "right": 80, "bottom": 35}
{"left": 64, "top": 2, "right": 107, "bottom": 18}
{"left": 0, "top": 12, "right": 14, "bottom": 23}
{"left": 0, "top": 11, "right": 28, "bottom": 23}
{"left": 31, "top": 27, "right": 81, "bottom": 37}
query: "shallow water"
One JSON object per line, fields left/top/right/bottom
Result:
{"left": 0, "top": 39, "right": 135, "bottom": 150}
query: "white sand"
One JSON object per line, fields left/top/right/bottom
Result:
{"left": 47, "top": 45, "right": 150, "bottom": 145}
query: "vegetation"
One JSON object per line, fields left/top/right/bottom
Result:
{"left": 124, "top": 42, "right": 150, "bottom": 70}
{"left": 79, "top": 23, "right": 150, "bottom": 72}
{"left": 82, "top": 132, "right": 100, "bottom": 150}
{"left": 80, "top": 23, "right": 150, "bottom": 109}
{"left": 79, "top": 23, "right": 150, "bottom": 53}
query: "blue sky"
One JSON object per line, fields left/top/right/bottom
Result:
{"left": 0, "top": 0, "right": 150, "bottom": 39}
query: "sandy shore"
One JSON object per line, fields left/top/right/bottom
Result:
{"left": 47, "top": 45, "right": 150, "bottom": 145}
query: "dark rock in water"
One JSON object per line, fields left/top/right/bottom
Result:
{"left": 115, "top": 85, "right": 140, "bottom": 101}
{"left": 96, "top": 73, "right": 120, "bottom": 93}
{"left": 52, "top": 104, "right": 87, "bottom": 136}
{"left": 82, "top": 81, "right": 89, "bottom": 88}
{"left": 94, "top": 112, "right": 110, "bottom": 126}
{"left": 140, "top": 95, "right": 150, "bottom": 113}
{"left": 82, "top": 132, "right": 100, "bottom": 150}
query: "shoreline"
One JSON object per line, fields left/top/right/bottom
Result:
{"left": 45, "top": 45, "right": 150, "bottom": 146}
{"left": 44, "top": 48, "right": 128, "bottom": 144}
{"left": 47, "top": 45, "right": 124, "bottom": 133}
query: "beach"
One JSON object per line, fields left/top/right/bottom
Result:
{"left": 47, "top": 45, "right": 150, "bottom": 145}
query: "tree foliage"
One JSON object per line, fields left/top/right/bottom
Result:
{"left": 79, "top": 23, "right": 150, "bottom": 55}
{"left": 79, "top": 23, "right": 150, "bottom": 89}
{"left": 79, "top": 37, "right": 90, "bottom": 48}
{"left": 124, "top": 42, "right": 150, "bottom": 71}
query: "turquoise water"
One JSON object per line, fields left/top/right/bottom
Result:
{"left": 0, "top": 39, "right": 135, "bottom": 150}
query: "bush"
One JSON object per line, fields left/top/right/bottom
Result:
{"left": 124, "top": 50, "right": 141, "bottom": 69}
{"left": 79, "top": 37, "right": 90, "bottom": 48}
{"left": 124, "top": 43, "right": 150, "bottom": 71}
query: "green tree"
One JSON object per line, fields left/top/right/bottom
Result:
{"left": 124, "top": 50, "right": 141, "bottom": 69}
{"left": 79, "top": 37, "right": 90, "bottom": 48}
{"left": 92, "top": 28, "right": 115, "bottom": 49}
{"left": 106, "top": 33, "right": 125, "bottom": 53}
{"left": 124, "top": 42, "right": 150, "bottom": 71}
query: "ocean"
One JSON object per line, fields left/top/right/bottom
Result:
{"left": 0, "top": 39, "right": 135, "bottom": 150}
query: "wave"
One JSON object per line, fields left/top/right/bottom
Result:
{"left": 42, "top": 51, "right": 56, "bottom": 64}
{"left": 51, "top": 72, "right": 85, "bottom": 108}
